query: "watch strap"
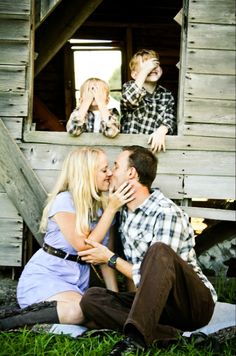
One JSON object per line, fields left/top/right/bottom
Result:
{"left": 108, "top": 254, "right": 118, "bottom": 269}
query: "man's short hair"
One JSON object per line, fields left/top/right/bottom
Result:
{"left": 122, "top": 145, "right": 158, "bottom": 190}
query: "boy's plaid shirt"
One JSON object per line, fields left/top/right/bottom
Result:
{"left": 120, "top": 81, "right": 177, "bottom": 135}
{"left": 66, "top": 107, "right": 120, "bottom": 138}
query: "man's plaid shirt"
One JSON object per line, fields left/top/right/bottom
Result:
{"left": 119, "top": 189, "right": 217, "bottom": 302}
{"left": 120, "top": 81, "right": 177, "bottom": 135}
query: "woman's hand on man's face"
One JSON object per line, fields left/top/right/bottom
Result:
{"left": 108, "top": 181, "right": 135, "bottom": 211}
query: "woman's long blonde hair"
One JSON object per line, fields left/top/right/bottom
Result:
{"left": 39, "top": 147, "right": 108, "bottom": 235}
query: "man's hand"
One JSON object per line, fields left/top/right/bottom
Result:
{"left": 148, "top": 125, "right": 168, "bottom": 153}
{"left": 78, "top": 240, "right": 113, "bottom": 265}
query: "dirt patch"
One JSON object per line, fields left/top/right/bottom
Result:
{"left": 0, "top": 270, "right": 18, "bottom": 307}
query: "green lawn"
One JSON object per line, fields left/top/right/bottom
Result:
{"left": 0, "top": 328, "right": 235, "bottom": 356}
{"left": 0, "top": 276, "right": 235, "bottom": 356}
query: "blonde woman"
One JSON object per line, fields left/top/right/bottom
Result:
{"left": 0, "top": 147, "right": 134, "bottom": 330}
{"left": 67, "top": 77, "right": 120, "bottom": 138}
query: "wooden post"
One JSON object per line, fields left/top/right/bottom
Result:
{"left": 0, "top": 119, "right": 47, "bottom": 246}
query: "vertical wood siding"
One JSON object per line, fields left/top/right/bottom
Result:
{"left": 182, "top": 0, "right": 236, "bottom": 138}
{"left": 0, "top": 0, "right": 32, "bottom": 266}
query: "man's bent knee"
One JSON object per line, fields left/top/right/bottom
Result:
{"left": 148, "top": 242, "right": 174, "bottom": 255}
{"left": 80, "top": 287, "right": 104, "bottom": 313}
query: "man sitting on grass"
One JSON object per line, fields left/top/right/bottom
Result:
{"left": 78, "top": 145, "right": 217, "bottom": 356}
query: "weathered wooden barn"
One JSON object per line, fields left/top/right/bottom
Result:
{"left": 0, "top": 0, "right": 235, "bottom": 271}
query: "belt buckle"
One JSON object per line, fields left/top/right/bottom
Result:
{"left": 64, "top": 253, "right": 70, "bottom": 260}
{"left": 76, "top": 255, "right": 82, "bottom": 263}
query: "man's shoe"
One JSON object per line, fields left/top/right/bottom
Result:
{"left": 188, "top": 325, "right": 236, "bottom": 346}
{"left": 208, "top": 325, "right": 236, "bottom": 343}
{"left": 109, "top": 336, "right": 145, "bottom": 356}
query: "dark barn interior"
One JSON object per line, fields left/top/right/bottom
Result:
{"left": 33, "top": 0, "right": 182, "bottom": 131}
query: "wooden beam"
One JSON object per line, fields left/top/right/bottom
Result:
{"left": 0, "top": 119, "right": 47, "bottom": 245}
{"left": 182, "top": 207, "right": 235, "bottom": 222}
{"left": 35, "top": 0, "right": 104, "bottom": 76}
{"left": 23, "top": 131, "right": 236, "bottom": 152}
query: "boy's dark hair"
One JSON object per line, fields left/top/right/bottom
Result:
{"left": 122, "top": 145, "right": 158, "bottom": 190}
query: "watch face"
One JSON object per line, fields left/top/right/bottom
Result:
{"left": 110, "top": 255, "right": 117, "bottom": 263}
{"left": 108, "top": 254, "right": 118, "bottom": 268}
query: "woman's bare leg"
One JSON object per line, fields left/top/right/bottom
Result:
{"left": 46, "top": 291, "right": 84, "bottom": 324}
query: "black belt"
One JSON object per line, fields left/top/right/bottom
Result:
{"left": 43, "top": 243, "right": 87, "bottom": 265}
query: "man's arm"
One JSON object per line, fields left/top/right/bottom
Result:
{"left": 78, "top": 240, "right": 133, "bottom": 280}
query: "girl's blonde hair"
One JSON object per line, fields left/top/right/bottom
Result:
{"left": 129, "top": 49, "right": 160, "bottom": 71}
{"left": 39, "top": 147, "right": 108, "bottom": 236}
{"left": 80, "top": 77, "right": 110, "bottom": 100}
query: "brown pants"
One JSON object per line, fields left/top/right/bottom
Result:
{"left": 80, "top": 242, "right": 215, "bottom": 344}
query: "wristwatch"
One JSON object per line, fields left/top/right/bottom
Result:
{"left": 108, "top": 254, "right": 118, "bottom": 269}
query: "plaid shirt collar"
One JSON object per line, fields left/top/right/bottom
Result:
{"left": 122, "top": 188, "right": 162, "bottom": 217}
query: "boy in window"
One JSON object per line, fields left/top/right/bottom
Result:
{"left": 120, "top": 49, "right": 177, "bottom": 152}
{"left": 67, "top": 78, "right": 120, "bottom": 138}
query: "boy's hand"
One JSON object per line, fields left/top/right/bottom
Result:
{"left": 133, "top": 57, "right": 161, "bottom": 89}
{"left": 140, "top": 57, "right": 160, "bottom": 77}
{"left": 148, "top": 125, "right": 168, "bottom": 153}
{"left": 81, "top": 85, "right": 94, "bottom": 106}
{"left": 92, "top": 85, "right": 107, "bottom": 107}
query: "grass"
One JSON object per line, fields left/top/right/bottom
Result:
{"left": 0, "top": 276, "right": 235, "bottom": 356}
{"left": 0, "top": 328, "right": 235, "bottom": 356}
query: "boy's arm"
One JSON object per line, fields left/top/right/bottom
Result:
{"left": 134, "top": 57, "right": 160, "bottom": 89}
{"left": 66, "top": 109, "right": 86, "bottom": 136}
{"left": 148, "top": 92, "right": 176, "bottom": 153}
{"left": 101, "top": 108, "right": 120, "bottom": 138}
{"left": 93, "top": 89, "right": 120, "bottom": 138}
{"left": 121, "top": 58, "right": 158, "bottom": 111}
{"left": 121, "top": 81, "right": 146, "bottom": 110}
{"left": 148, "top": 125, "right": 168, "bottom": 153}
{"left": 162, "top": 93, "right": 176, "bottom": 135}
{"left": 66, "top": 100, "right": 92, "bottom": 136}
{"left": 66, "top": 92, "right": 93, "bottom": 136}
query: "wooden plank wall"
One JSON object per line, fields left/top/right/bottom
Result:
{"left": 0, "top": 0, "right": 32, "bottom": 266}
{"left": 0, "top": 0, "right": 235, "bottom": 269}
{"left": 182, "top": 0, "right": 236, "bottom": 138}
{"left": 0, "top": 0, "right": 31, "bottom": 135}
{"left": 23, "top": 132, "right": 235, "bottom": 222}
{"left": 0, "top": 186, "right": 23, "bottom": 267}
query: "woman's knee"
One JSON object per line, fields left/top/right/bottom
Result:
{"left": 55, "top": 293, "right": 84, "bottom": 324}
{"left": 65, "top": 301, "right": 83, "bottom": 323}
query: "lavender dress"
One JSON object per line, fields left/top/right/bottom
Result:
{"left": 17, "top": 191, "right": 110, "bottom": 308}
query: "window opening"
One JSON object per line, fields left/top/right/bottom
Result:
{"left": 70, "top": 39, "right": 122, "bottom": 106}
